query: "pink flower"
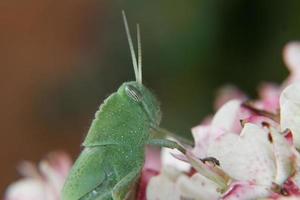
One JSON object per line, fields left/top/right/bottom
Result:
{"left": 148, "top": 101, "right": 300, "bottom": 199}
{"left": 147, "top": 41, "right": 300, "bottom": 199}
{"left": 136, "top": 147, "right": 161, "bottom": 200}
{"left": 191, "top": 99, "right": 278, "bottom": 158}
{"left": 5, "top": 151, "right": 72, "bottom": 200}
{"left": 187, "top": 83, "right": 300, "bottom": 199}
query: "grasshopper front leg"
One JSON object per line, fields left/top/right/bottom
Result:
{"left": 112, "top": 166, "right": 142, "bottom": 200}
{"left": 147, "top": 138, "right": 186, "bottom": 154}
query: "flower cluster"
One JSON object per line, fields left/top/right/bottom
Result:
{"left": 5, "top": 41, "right": 300, "bottom": 200}
{"left": 5, "top": 152, "right": 72, "bottom": 200}
{"left": 146, "top": 41, "right": 300, "bottom": 200}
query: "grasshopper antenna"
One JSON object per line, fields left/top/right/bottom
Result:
{"left": 137, "top": 24, "right": 142, "bottom": 84}
{"left": 122, "top": 11, "right": 142, "bottom": 84}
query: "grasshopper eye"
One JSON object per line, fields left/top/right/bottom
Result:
{"left": 125, "top": 85, "right": 143, "bottom": 102}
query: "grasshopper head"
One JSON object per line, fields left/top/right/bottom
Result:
{"left": 119, "top": 81, "right": 161, "bottom": 128}
{"left": 120, "top": 11, "right": 162, "bottom": 127}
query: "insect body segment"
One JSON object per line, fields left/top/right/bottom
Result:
{"left": 82, "top": 81, "right": 161, "bottom": 148}
{"left": 61, "top": 81, "right": 159, "bottom": 199}
{"left": 61, "top": 11, "right": 184, "bottom": 200}
{"left": 61, "top": 11, "right": 162, "bottom": 200}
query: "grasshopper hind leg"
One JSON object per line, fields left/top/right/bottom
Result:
{"left": 112, "top": 166, "right": 142, "bottom": 200}
{"left": 79, "top": 167, "right": 141, "bottom": 200}
{"left": 80, "top": 190, "right": 112, "bottom": 200}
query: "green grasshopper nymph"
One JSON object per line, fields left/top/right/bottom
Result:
{"left": 61, "top": 11, "right": 186, "bottom": 200}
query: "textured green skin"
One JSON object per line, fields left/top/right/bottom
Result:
{"left": 61, "top": 81, "right": 161, "bottom": 200}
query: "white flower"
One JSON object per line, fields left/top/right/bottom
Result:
{"left": 5, "top": 152, "right": 72, "bottom": 200}
{"left": 146, "top": 167, "right": 182, "bottom": 200}
{"left": 147, "top": 166, "right": 222, "bottom": 200}
{"left": 146, "top": 41, "right": 300, "bottom": 199}
{"left": 280, "top": 83, "right": 300, "bottom": 149}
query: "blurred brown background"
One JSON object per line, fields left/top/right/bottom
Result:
{"left": 0, "top": 0, "right": 109, "bottom": 195}
{"left": 0, "top": 0, "right": 300, "bottom": 196}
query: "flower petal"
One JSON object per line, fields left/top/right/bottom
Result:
{"left": 39, "top": 152, "right": 72, "bottom": 198}
{"left": 270, "top": 127, "right": 294, "bottom": 185}
{"left": 281, "top": 179, "right": 300, "bottom": 196}
{"left": 137, "top": 147, "right": 161, "bottom": 200}
{"left": 161, "top": 137, "right": 191, "bottom": 172}
{"left": 208, "top": 123, "right": 276, "bottom": 186}
{"left": 284, "top": 41, "right": 300, "bottom": 71}
{"left": 222, "top": 181, "right": 271, "bottom": 200}
{"left": 5, "top": 179, "right": 51, "bottom": 200}
{"left": 211, "top": 100, "right": 247, "bottom": 133}
{"left": 192, "top": 100, "right": 249, "bottom": 158}
{"left": 242, "top": 115, "right": 279, "bottom": 129}
{"left": 192, "top": 125, "right": 224, "bottom": 158}
{"left": 280, "top": 83, "right": 300, "bottom": 149}
{"left": 146, "top": 167, "right": 182, "bottom": 200}
{"left": 289, "top": 149, "right": 300, "bottom": 188}
{"left": 177, "top": 173, "right": 221, "bottom": 200}
{"left": 5, "top": 151, "right": 72, "bottom": 200}
{"left": 271, "top": 197, "right": 300, "bottom": 200}
{"left": 44, "top": 151, "right": 72, "bottom": 178}
{"left": 257, "top": 83, "right": 281, "bottom": 113}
